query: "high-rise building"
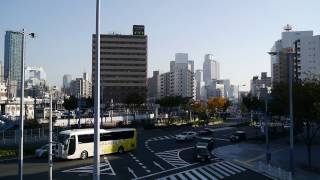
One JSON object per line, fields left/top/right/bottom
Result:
{"left": 160, "top": 72, "right": 171, "bottom": 98}
{"left": 92, "top": 25, "right": 147, "bottom": 103}
{"left": 195, "top": 69, "right": 203, "bottom": 100}
{"left": 250, "top": 72, "right": 271, "bottom": 99}
{"left": 0, "top": 61, "right": 4, "bottom": 81}
{"left": 147, "top": 71, "right": 160, "bottom": 102}
{"left": 4, "top": 31, "right": 23, "bottom": 85}
{"left": 70, "top": 72, "right": 92, "bottom": 98}
{"left": 63, "top": 74, "right": 72, "bottom": 89}
{"left": 170, "top": 53, "right": 194, "bottom": 98}
{"left": 25, "top": 66, "right": 46, "bottom": 88}
{"left": 203, "top": 54, "right": 220, "bottom": 82}
{"left": 270, "top": 28, "right": 320, "bottom": 84}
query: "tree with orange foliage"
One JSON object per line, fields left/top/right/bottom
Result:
{"left": 207, "top": 97, "right": 227, "bottom": 116}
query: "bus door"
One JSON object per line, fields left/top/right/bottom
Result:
{"left": 68, "top": 135, "right": 76, "bottom": 156}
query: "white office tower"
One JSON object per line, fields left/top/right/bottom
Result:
{"left": 271, "top": 28, "right": 320, "bottom": 83}
{"left": 170, "top": 53, "right": 194, "bottom": 98}
{"left": 203, "top": 54, "right": 220, "bottom": 83}
{"left": 195, "top": 69, "right": 202, "bottom": 100}
{"left": 25, "top": 66, "right": 46, "bottom": 87}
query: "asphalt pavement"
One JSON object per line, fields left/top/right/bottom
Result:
{"left": 0, "top": 124, "right": 271, "bottom": 180}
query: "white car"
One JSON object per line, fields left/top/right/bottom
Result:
{"left": 35, "top": 143, "right": 57, "bottom": 158}
{"left": 175, "top": 131, "right": 197, "bottom": 141}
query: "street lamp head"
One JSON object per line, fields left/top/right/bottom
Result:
{"left": 268, "top": 51, "right": 278, "bottom": 55}
{"left": 28, "top": 32, "right": 36, "bottom": 38}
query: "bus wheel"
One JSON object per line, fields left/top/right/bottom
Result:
{"left": 80, "top": 151, "right": 88, "bottom": 160}
{"left": 118, "top": 146, "right": 125, "bottom": 154}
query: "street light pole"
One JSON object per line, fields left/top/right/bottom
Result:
{"left": 288, "top": 48, "right": 294, "bottom": 176}
{"left": 18, "top": 29, "right": 35, "bottom": 180}
{"left": 265, "top": 93, "right": 271, "bottom": 164}
{"left": 94, "top": 0, "right": 101, "bottom": 179}
{"left": 18, "top": 29, "right": 26, "bottom": 180}
{"left": 49, "top": 92, "right": 53, "bottom": 180}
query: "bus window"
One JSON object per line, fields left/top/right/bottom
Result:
{"left": 68, "top": 136, "right": 76, "bottom": 155}
{"left": 78, "top": 134, "right": 94, "bottom": 144}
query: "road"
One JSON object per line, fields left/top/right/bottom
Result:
{"left": 0, "top": 124, "right": 270, "bottom": 180}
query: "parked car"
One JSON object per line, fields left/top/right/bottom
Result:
{"left": 229, "top": 131, "right": 247, "bottom": 142}
{"left": 175, "top": 131, "right": 197, "bottom": 141}
{"left": 194, "top": 144, "right": 211, "bottom": 162}
{"left": 61, "top": 112, "right": 76, "bottom": 119}
{"left": 35, "top": 142, "right": 57, "bottom": 158}
{"left": 196, "top": 137, "right": 214, "bottom": 150}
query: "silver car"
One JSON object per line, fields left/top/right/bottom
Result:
{"left": 175, "top": 131, "right": 197, "bottom": 141}
{"left": 35, "top": 143, "right": 57, "bottom": 158}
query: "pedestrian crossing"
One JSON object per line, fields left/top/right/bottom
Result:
{"left": 156, "top": 161, "right": 246, "bottom": 180}
{"left": 155, "top": 147, "right": 192, "bottom": 168}
{"left": 62, "top": 156, "right": 116, "bottom": 175}
{"left": 148, "top": 135, "right": 176, "bottom": 142}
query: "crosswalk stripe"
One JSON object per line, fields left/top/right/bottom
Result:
{"left": 168, "top": 175, "right": 177, "bottom": 180}
{"left": 203, "top": 166, "right": 224, "bottom": 179}
{"left": 215, "top": 163, "right": 236, "bottom": 175}
{"left": 208, "top": 164, "right": 230, "bottom": 177}
{"left": 158, "top": 152, "right": 179, "bottom": 156}
{"left": 177, "top": 173, "right": 186, "bottom": 180}
{"left": 224, "top": 161, "right": 246, "bottom": 171}
{"left": 197, "top": 167, "right": 218, "bottom": 180}
{"left": 219, "top": 162, "right": 241, "bottom": 173}
{"left": 184, "top": 171, "right": 197, "bottom": 180}
{"left": 190, "top": 169, "right": 209, "bottom": 180}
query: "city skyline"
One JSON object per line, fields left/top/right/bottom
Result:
{"left": 1, "top": 0, "right": 320, "bottom": 90}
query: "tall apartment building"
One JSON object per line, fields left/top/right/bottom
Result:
{"left": 92, "top": 25, "right": 148, "bottom": 103}
{"left": 195, "top": 69, "right": 203, "bottom": 100}
{"left": 270, "top": 28, "right": 320, "bottom": 84}
{"left": 169, "top": 53, "right": 194, "bottom": 98}
{"left": 160, "top": 72, "right": 171, "bottom": 98}
{"left": 70, "top": 72, "right": 92, "bottom": 98}
{"left": 203, "top": 54, "right": 220, "bottom": 82}
{"left": 4, "top": 31, "right": 23, "bottom": 88}
{"left": 147, "top": 71, "right": 160, "bottom": 102}
{"left": 63, "top": 74, "right": 72, "bottom": 89}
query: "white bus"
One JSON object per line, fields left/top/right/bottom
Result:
{"left": 55, "top": 128, "right": 137, "bottom": 160}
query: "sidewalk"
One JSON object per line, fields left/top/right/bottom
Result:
{"left": 213, "top": 142, "right": 320, "bottom": 180}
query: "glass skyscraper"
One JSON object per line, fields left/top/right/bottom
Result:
{"left": 4, "top": 31, "right": 23, "bottom": 84}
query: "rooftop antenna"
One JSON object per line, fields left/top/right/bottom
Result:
{"left": 283, "top": 24, "right": 292, "bottom": 32}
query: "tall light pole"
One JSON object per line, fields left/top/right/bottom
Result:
{"left": 18, "top": 29, "right": 35, "bottom": 180}
{"left": 288, "top": 47, "right": 295, "bottom": 176}
{"left": 48, "top": 87, "right": 55, "bottom": 180}
{"left": 94, "top": 0, "right": 101, "bottom": 179}
{"left": 238, "top": 84, "right": 246, "bottom": 113}
{"left": 264, "top": 86, "right": 271, "bottom": 164}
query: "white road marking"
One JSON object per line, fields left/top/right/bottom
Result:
{"left": 213, "top": 138, "right": 230, "bottom": 141}
{"left": 155, "top": 148, "right": 191, "bottom": 168}
{"left": 155, "top": 161, "right": 247, "bottom": 180}
{"left": 153, "top": 161, "right": 165, "bottom": 171}
{"left": 62, "top": 156, "right": 116, "bottom": 175}
{"left": 128, "top": 167, "right": 137, "bottom": 178}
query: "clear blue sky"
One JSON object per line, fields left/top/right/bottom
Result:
{"left": 1, "top": 0, "right": 320, "bottom": 90}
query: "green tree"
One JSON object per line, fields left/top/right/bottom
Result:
{"left": 271, "top": 81, "right": 320, "bottom": 168}
{"left": 63, "top": 96, "right": 78, "bottom": 127}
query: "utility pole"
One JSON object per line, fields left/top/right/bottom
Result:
{"left": 18, "top": 29, "right": 35, "bottom": 179}
{"left": 48, "top": 93, "right": 53, "bottom": 180}
{"left": 288, "top": 47, "right": 295, "bottom": 177}
{"left": 18, "top": 29, "right": 26, "bottom": 180}
{"left": 93, "top": 0, "right": 101, "bottom": 179}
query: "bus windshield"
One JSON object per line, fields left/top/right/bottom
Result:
{"left": 58, "top": 134, "right": 69, "bottom": 145}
